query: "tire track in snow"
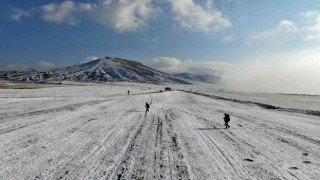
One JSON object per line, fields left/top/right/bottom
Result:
{"left": 0, "top": 100, "right": 114, "bottom": 168}
{"left": 196, "top": 113, "right": 302, "bottom": 179}
{"left": 0, "top": 94, "right": 146, "bottom": 179}
{"left": 110, "top": 114, "right": 146, "bottom": 180}
{"left": 165, "top": 110, "right": 190, "bottom": 180}
{"left": 69, "top": 98, "right": 146, "bottom": 179}
{"left": 230, "top": 112, "right": 320, "bottom": 164}
{"left": 108, "top": 106, "right": 190, "bottom": 180}
{"left": 0, "top": 100, "right": 106, "bottom": 135}
{"left": 192, "top": 106, "right": 312, "bottom": 179}
{"left": 2, "top": 100, "right": 105, "bottom": 119}
{"left": 167, "top": 93, "right": 302, "bottom": 179}
{"left": 39, "top": 95, "right": 147, "bottom": 179}
{"left": 174, "top": 109, "right": 251, "bottom": 179}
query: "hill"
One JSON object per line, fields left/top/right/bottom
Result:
{"left": 0, "top": 57, "right": 190, "bottom": 84}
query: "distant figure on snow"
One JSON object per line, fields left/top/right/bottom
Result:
{"left": 145, "top": 102, "right": 150, "bottom": 112}
{"left": 224, "top": 113, "right": 230, "bottom": 129}
{"left": 128, "top": 90, "right": 130, "bottom": 95}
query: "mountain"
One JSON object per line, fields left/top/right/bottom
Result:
{"left": 0, "top": 68, "right": 43, "bottom": 82}
{"left": 173, "top": 73, "right": 220, "bottom": 84}
{"left": 0, "top": 57, "right": 190, "bottom": 84}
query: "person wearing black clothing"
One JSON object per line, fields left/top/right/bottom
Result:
{"left": 224, "top": 113, "right": 230, "bottom": 129}
{"left": 145, "top": 102, "right": 150, "bottom": 112}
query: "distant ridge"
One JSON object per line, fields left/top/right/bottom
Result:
{"left": 0, "top": 57, "right": 191, "bottom": 84}
{"left": 173, "top": 73, "right": 220, "bottom": 84}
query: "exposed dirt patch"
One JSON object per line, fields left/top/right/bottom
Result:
{"left": 0, "top": 83, "right": 44, "bottom": 89}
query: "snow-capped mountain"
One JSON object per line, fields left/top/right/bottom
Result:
{"left": 0, "top": 57, "right": 190, "bottom": 84}
{"left": 173, "top": 73, "right": 220, "bottom": 84}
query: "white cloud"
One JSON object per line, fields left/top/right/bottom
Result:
{"left": 10, "top": 8, "right": 30, "bottom": 22}
{"left": 149, "top": 57, "right": 232, "bottom": 75}
{"left": 151, "top": 57, "right": 185, "bottom": 73}
{"left": 302, "top": 24, "right": 320, "bottom": 41}
{"left": 300, "top": 11, "right": 320, "bottom": 41}
{"left": 206, "top": 0, "right": 214, "bottom": 9}
{"left": 15, "top": 0, "right": 158, "bottom": 32}
{"left": 221, "top": 50, "right": 320, "bottom": 94}
{"left": 144, "top": 37, "right": 159, "bottom": 47}
{"left": 82, "top": 56, "right": 99, "bottom": 63}
{"left": 6, "top": 63, "right": 28, "bottom": 70}
{"left": 251, "top": 11, "right": 320, "bottom": 43}
{"left": 222, "top": 34, "right": 235, "bottom": 43}
{"left": 300, "top": 11, "right": 320, "bottom": 21}
{"left": 38, "top": 61, "right": 55, "bottom": 70}
{"left": 39, "top": 0, "right": 159, "bottom": 31}
{"left": 198, "top": 61, "right": 233, "bottom": 71}
{"left": 250, "top": 20, "right": 298, "bottom": 42}
{"left": 278, "top": 20, "right": 298, "bottom": 32}
{"left": 152, "top": 57, "right": 182, "bottom": 68}
{"left": 167, "top": 0, "right": 231, "bottom": 32}
{"left": 40, "top": 0, "right": 93, "bottom": 25}
{"left": 92, "top": 0, "right": 159, "bottom": 32}
{"left": 79, "top": 3, "right": 95, "bottom": 11}
{"left": 10, "top": 0, "right": 231, "bottom": 33}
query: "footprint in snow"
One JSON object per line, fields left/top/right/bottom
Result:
{"left": 243, "top": 158, "right": 254, "bottom": 162}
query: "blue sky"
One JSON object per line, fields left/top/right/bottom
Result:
{"left": 1, "top": 0, "right": 320, "bottom": 93}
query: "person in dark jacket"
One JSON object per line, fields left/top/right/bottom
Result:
{"left": 224, "top": 113, "right": 230, "bottom": 129}
{"left": 145, "top": 102, "right": 150, "bottom": 112}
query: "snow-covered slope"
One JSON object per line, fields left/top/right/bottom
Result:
{"left": 0, "top": 57, "right": 190, "bottom": 84}
{"left": 0, "top": 68, "right": 47, "bottom": 82}
{"left": 0, "top": 83, "right": 319, "bottom": 179}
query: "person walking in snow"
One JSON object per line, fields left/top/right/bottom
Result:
{"left": 224, "top": 113, "right": 230, "bottom": 129}
{"left": 145, "top": 102, "right": 150, "bottom": 112}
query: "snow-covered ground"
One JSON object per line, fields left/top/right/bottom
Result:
{"left": 171, "top": 83, "right": 320, "bottom": 112}
{"left": 0, "top": 83, "right": 320, "bottom": 179}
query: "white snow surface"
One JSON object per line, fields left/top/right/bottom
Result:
{"left": 171, "top": 83, "right": 320, "bottom": 112}
{"left": 0, "top": 83, "right": 320, "bottom": 179}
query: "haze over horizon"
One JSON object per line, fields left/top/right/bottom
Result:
{"left": 1, "top": 0, "right": 320, "bottom": 94}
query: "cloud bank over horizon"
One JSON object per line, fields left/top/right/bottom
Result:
{"left": 148, "top": 50, "right": 320, "bottom": 95}
{"left": 221, "top": 50, "right": 320, "bottom": 95}
{"left": 148, "top": 57, "right": 232, "bottom": 75}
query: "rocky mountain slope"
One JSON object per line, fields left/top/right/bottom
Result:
{"left": 0, "top": 57, "right": 190, "bottom": 84}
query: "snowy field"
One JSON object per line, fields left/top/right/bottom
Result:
{"left": 172, "top": 83, "right": 320, "bottom": 112}
{"left": 1, "top": 82, "right": 320, "bottom": 179}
